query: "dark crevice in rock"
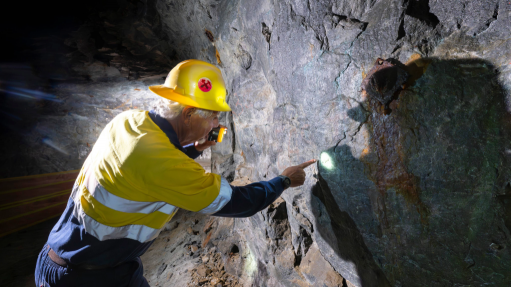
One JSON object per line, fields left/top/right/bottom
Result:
{"left": 229, "top": 244, "right": 239, "bottom": 255}
{"left": 492, "top": 4, "right": 499, "bottom": 20}
{"left": 405, "top": 0, "right": 439, "bottom": 28}
{"left": 299, "top": 226, "right": 313, "bottom": 256}
{"left": 157, "top": 262, "right": 167, "bottom": 277}
{"left": 229, "top": 111, "right": 236, "bottom": 156}
{"left": 293, "top": 249, "right": 302, "bottom": 267}
{"left": 396, "top": 18, "right": 406, "bottom": 42}
{"left": 391, "top": 43, "right": 403, "bottom": 55}
{"left": 475, "top": 3, "right": 499, "bottom": 36}
{"left": 333, "top": 132, "right": 347, "bottom": 152}
{"left": 262, "top": 22, "right": 271, "bottom": 44}
{"left": 350, "top": 120, "right": 367, "bottom": 139}
{"left": 291, "top": 220, "right": 313, "bottom": 268}
{"left": 335, "top": 15, "right": 364, "bottom": 25}
{"left": 235, "top": 45, "right": 252, "bottom": 70}
{"left": 218, "top": 155, "right": 235, "bottom": 183}
{"left": 465, "top": 259, "right": 475, "bottom": 270}
{"left": 344, "top": 58, "right": 352, "bottom": 72}
{"left": 267, "top": 200, "right": 288, "bottom": 222}
{"left": 316, "top": 34, "right": 329, "bottom": 51}
{"left": 205, "top": 29, "right": 214, "bottom": 42}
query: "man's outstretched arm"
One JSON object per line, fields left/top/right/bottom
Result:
{"left": 212, "top": 159, "right": 316, "bottom": 218}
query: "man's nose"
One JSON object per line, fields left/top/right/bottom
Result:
{"left": 213, "top": 118, "right": 219, "bottom": 127}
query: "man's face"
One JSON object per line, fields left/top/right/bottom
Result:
{"left": 189, "top": 110, "right": 220, "bottom": 144}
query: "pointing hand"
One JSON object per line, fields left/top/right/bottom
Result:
{"left": 281, "top": 159, "right": 317, "bottom": 188}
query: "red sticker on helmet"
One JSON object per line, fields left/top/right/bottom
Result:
{"left": 198, "top": 78, "right": 212, "bottom": 92}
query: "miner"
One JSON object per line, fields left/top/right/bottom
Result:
{"left": 34, "top": 59, "right": 315, "bottom": 286}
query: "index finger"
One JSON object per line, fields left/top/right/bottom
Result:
{"left": 296, "top": 159, "right": 317, "bottom": 169}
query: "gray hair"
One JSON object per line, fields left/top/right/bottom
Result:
{"left": 153, "top": 98, "right": 216, "bottom": 120}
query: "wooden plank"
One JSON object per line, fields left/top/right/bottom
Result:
{"left": 0, "top": 204, "right": 67, "bottom": 237}
{"left": 0, "top": 170, "right": 79, "bottom": 193}
{"left": 0, "top": 171, "right": 79, "bottom": 238}
{"left": 0, "top": 193, "right": 70, "bottom": 221}
{"left": 1, "top": 181, "right": 74, "bottom": 206}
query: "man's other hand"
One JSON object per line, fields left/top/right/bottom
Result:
{"left": 195, "top": 140, "right": 216, "bottom": 151}
{"left": 281, "top": 159, "right": 317, "bottom": 187}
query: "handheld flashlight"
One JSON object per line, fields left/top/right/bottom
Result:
{"left": 207, "top": 127, "right": 227, "bottom": 143}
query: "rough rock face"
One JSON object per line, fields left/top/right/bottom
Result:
{"left": 155, "top": 0, "right": 511, "bottom": 286}
{"left": 3, "top": 0, "right": 511, "bottom": 286}
{"left": 142, "top": 193, "right": 349, "bottom": 287}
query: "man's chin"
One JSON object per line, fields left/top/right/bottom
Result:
{"left": 197, "top": 137, "right": 207, "bottom": 145}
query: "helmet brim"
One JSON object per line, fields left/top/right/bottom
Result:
{"left": 148, "top": 85, "right": 232, "bottom": 112}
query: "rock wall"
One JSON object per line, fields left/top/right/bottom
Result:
{"left": 156, "top": 0, "right": 511, "bottom": 286}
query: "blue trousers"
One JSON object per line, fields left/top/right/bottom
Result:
{"left": 34, "top": 244, "right": 149, "bottom": 287}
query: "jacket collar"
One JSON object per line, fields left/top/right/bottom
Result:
{"left": 148, "top": 110, "right": 185, "bottom": 153}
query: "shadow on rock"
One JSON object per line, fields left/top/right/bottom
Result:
{"left": 312, "top": 150, "right": 392, "bottom": 287}
{"left": 311, "top": 58, "right": 511, "bottom": 287}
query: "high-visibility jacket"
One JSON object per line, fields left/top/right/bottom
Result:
{"left": 46, "top": 110, "right": 285, "bottom": 268}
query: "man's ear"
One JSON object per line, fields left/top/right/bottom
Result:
{"left": 182, "top": 106, "right": 196, "bottom": 125}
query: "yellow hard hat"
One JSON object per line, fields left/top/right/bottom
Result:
{"left": 148, "top": 59, "right": 231, "bottom": 112}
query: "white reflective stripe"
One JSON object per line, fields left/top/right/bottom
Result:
{"left": 71, "top": 193, "right": 161, "bottom": 242}
{"left": 84, "top": 170, "right": 178, "bottom": 215}
{"left": 198, "top": 177, "right": 232, "bottom": 214}
{"left": 70, "top": 182, "right": 81, "bottom": 202}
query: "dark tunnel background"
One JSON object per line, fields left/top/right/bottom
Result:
{"left": 1, "top": 0, "right": 116, "bottom": 172}
{"left": 0, "top": 0, "right": 172, "bottom": 178}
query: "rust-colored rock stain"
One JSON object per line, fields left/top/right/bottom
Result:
{"left": 215, "top": 48, "right": 222, "bottom": 65}
{"left": 361, "top": 58, "right": 430, "bottom": 228}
